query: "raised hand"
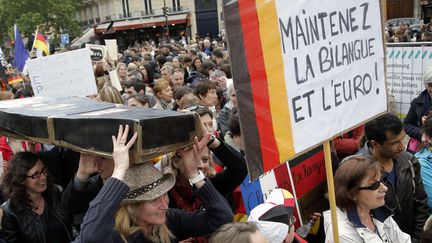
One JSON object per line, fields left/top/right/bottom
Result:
{"left": 111, "top": 124, "right": 138, "bottom": 180}
{"left": 77, "top": 154, "right": 100, "bottom": 182}
{"left": 177, "top": 143, "right": 203, "bottom": 179}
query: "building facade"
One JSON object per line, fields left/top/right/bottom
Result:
{"left": 75, "top": 0, "right": 222, "bottom": 49}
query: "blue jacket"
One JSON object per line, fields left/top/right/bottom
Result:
{"left": 415, "top": 146, "right": 432, "bottom": 212}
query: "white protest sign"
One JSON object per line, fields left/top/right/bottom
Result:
{"left": 105, "top": 39, "right": 118, "bottom": 61}
{"left": 0, "top": 46, "right": 7, "bottom": 67}
{"left": 109, "top": 69, "right": 122, "bottom": 91}
{"left": 28, "top": 48, "right": 98, "bottom": 97}
{"left": 276, "top": 0, "right": 387, "bottom": 153}
{"left": 386, "top": 44, "right": 432, "bottom": 117}
{"left": 86, "top": 44, "right": 107, "bottom": 61}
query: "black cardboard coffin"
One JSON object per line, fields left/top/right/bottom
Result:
{"left": 0, "top": 97, "right": 203, "bottom": 163}
{"left": 0, "top": 97, "right": 116, "bottom": 141}
{"left": 53, "top": 106, "right": 202, "bottom": 162}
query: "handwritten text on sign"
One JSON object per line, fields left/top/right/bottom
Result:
{"left": 28, "top": 48, "right": 98, "bottom": 98}
{"left": 276, "top": 0, "right": 386, "bottom": 152}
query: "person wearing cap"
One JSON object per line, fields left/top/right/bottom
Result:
{"left": 324, "top": 155, "right": 411, "bottom": 243}
{"left": 247, "top": 188, "right": 305, "bottom": 243}
{"left": 75, "top": 125, "right": 233, "bottom": 243}
{"left": 404, "top": 66, "right": 432, "bottom": 153}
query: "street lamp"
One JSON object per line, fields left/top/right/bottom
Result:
{"left": 162, "top": 0, "right": 169, "bottom": 40}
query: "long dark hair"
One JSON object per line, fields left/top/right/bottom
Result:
{"left": 2, "top": 152, "right": 54, "bottom": 212}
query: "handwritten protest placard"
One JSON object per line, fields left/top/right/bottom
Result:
{"left": 224, "top": 0, "right": 386, "bottom": 179}
{"left": 27, "top": 48, "right": 98, "bottom": 97}
{"left": 277, "top": 0, "right": 386, "bottom": 153}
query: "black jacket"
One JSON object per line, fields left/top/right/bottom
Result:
{"left": 0, "top": 188, "right": 72, "bottom": 243}
{"left": 357, "top": 145, "right": 429, "bottom": 241}
{"left": 169, "top": 140, "right": 247, "bottom": 210}
{"left": 403, "top": 90, "right": 431, "bottom": 141}
{"left": 61, "top": 174, "right": 103, "bottom": 215}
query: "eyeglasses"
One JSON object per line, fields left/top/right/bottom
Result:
{"left": 358, "top": 179, "right": 385, "bottom": 190}
{"left": 26, "top": 168, "right": 48, "bottom": 180}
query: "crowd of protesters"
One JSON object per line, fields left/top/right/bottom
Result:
{"left": 385, "top": 21, "right": 432, "bottom": 42}
{"left": 1, "top": 33, "right": 432, "bottom": 243}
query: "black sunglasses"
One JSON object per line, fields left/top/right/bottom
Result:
{"left": 358, "top": 179, "right": 385, "bottom": 190}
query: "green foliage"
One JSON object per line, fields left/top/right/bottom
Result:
{"left": 0, "top": 0, "right": 83, "bottom": 41}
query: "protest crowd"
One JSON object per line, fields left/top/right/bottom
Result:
{"left": 385, "top": 20, "right": 432, "bottom": 42}
{"left": 1, "top": 16, "right": 432, "bottom": 243}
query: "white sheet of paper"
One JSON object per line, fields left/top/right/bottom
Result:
{"left": 109, "top": 70, "right": 122, "bottom": 91}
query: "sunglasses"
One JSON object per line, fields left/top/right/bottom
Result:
{"left": 26, "top": 168, "right": 48, "bottom": 180}
{"left": 358, "top": 179, "right": 385, "bottom": 190}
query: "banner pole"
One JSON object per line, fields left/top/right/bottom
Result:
{"left": 324, "top": 141, "right": 339, "bottom": 243}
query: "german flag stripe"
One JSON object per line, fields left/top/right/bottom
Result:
{"left": 224, "top": 0, "right": 265, "bottom": 177}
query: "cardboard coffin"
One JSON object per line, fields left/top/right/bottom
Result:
{"left": 0, "top": 97, "right": 203, "bottom": 163}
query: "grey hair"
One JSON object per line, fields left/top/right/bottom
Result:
{"left": 423, "top": 66, "right": 432, "bottom": 84}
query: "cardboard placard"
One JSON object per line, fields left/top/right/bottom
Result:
{"left": 224, "top": 0, "right": 387, "bottom": 179}
{"left": 105, "top": 39, "right": 118, "bottom": 61}
{"left": 27, "top": 48, "right": 98, "bottom": 98}
{"left": 86, "top": 44, "right": 107, "bottom": 61}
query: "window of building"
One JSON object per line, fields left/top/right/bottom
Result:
{"left": 143, "top": 0, "right": 153, "bottom": 15}
{"left": 195, "top": 0, "right": 216, "bottom": 10}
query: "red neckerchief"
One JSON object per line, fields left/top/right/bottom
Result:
{"left": 169, "top": 182, "right": 208, "bottom": 242}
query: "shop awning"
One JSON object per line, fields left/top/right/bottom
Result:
{"left": 95, "top": 22, "right": 112, "bottom": 34}
{"left": 71, "top": 27, "right": 95, "bottom": 47}
{"left": 112, "top": 13, "right": 188, "bottom": 31}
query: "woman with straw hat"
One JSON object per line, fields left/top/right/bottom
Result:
{"left": 75, "top": 125, "right": 233, "bottom": 243}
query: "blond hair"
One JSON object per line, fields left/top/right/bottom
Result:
{"left": 98, "top": 86, "right": 123, "bottom": 104}
{"left": 115, "top": 203, "right": 174, "bottom": 243}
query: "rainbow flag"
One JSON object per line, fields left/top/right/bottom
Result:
{"left": 34, "top": 32, "right": 49, "bottom": 56}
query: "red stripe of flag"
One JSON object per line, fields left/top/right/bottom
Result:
{"left": 238, "top": 0, "right": 280, "bottom": 170}
{"left": 36, "top": 33, "right": 46, "bottom": 42}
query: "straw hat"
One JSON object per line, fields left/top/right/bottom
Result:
{"left": 123, "top": 162, "right": 176, "bottom": 203}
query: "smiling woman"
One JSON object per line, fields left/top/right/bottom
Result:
{"left": 0, "top": 152, "right": 73, "bottom": 243}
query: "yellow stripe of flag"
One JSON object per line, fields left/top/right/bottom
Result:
{"left": 255, "top": 0, "right": 295, "bottom": 161}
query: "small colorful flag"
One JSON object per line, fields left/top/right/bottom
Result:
{"left": 8, "top": 74, "right": 23, "bottom": 85}
{"left": 33, "top": 31, "right": 49, "bottom": 56}
{"left": 13, "top": 25, "right": 29, "bottom": 72}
